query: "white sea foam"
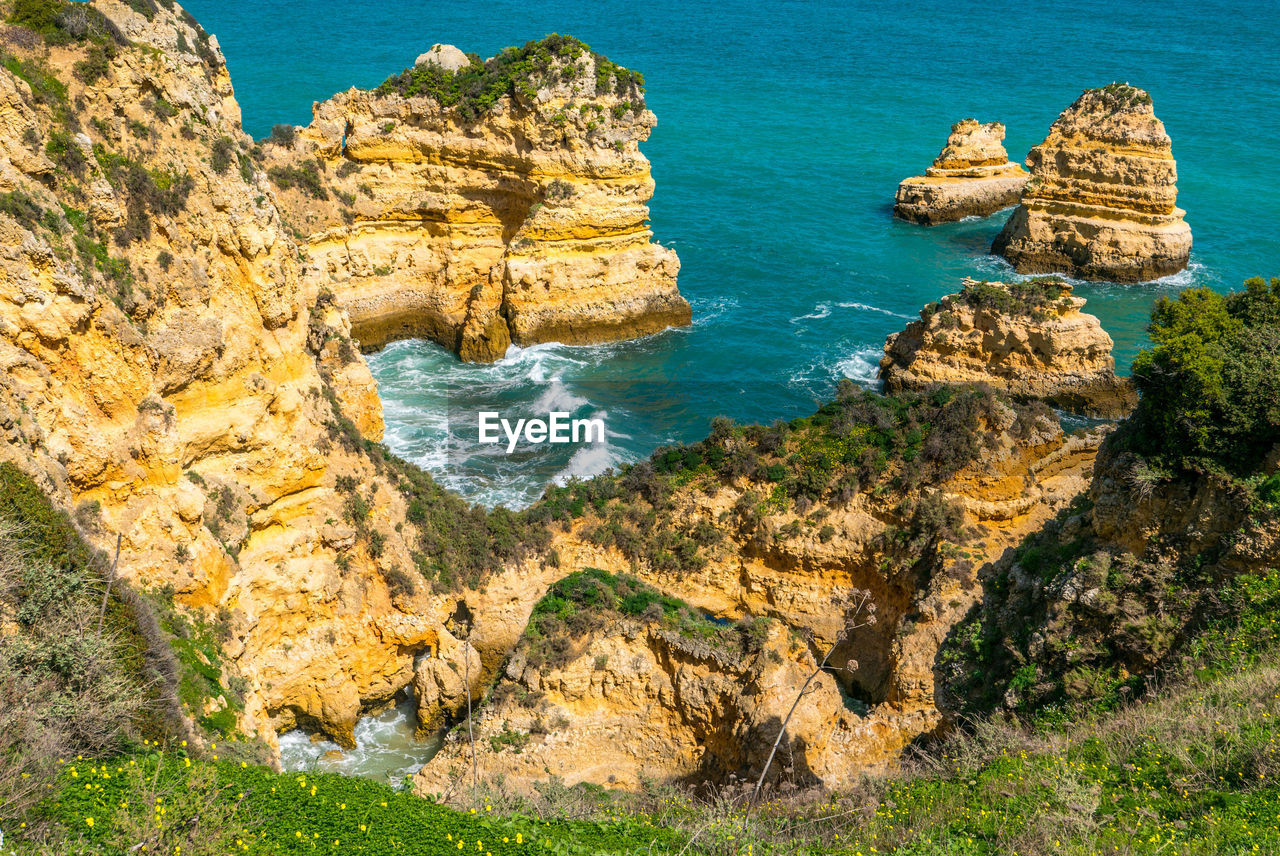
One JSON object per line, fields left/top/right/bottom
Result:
{"left": 972, "top": 254, "right": 1211, "bottom": 291}
{"left": 691, "top": 296, "right": 740, "bottom": 327}
{"left": 836, "top": 347, "right": 885, "bottom": 387}
{"left": 278, "top": 695, "right": 439, "bottom": 786}
{"left": 790, "top": 302, "right": 833, "bottom": 323}
{"left": 554, "top": 431, "right": 631, "bottom": 485}
{"left": 836, "top": 301, "right": 914, "bottom": 319}
{"left": 531, "top": 378, "right": 591, "bottom": 415}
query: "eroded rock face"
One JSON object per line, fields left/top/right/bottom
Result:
{"left": 879, "top": 278, "right": 1136, "bottom": 417}
{"left": 415, "top": 620, "right": 886, "bottom": 796}
{"left": 0, "top": 0, "right": 456, "bottom": 752}
{"left": 264, "top": 45, "right": 689, "bottom": 362}
{"left": 992, "top": 85, "right": 1192, "bottom": 282}
{"left": 894, "top": 119, "right": 1028, "bottom": 224}
{"left": 412, "top": 627, "right": 483, "bottom": 735}
{"left": 425, "top": 397, "right": 1108, "bottom": 793}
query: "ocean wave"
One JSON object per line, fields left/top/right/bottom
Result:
{"left": 790, "top": 302, "right": 833, "bottom": 323}
{"left": 279, "top": 696, "right": 437, "bottom": 784}
{"left": 836, "top": 301, "right": 914, "bottom": 319}
{"left": 554, "top": 434, "right": 631, "bottom": 486}
{"left": 691, "top": 295, "right": 740, "bottom": 327}
{"left": 531, "top": 378, "right": 591, "bottom": 414}
{"left": 836, "top": 347, "right": 885, "bottom": 388}
{"left": 972, "top": 254, "right": 1212, "bottom": 291}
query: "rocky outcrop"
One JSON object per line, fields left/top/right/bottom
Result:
{"left": 894, "top": 119, "right": 1027, "bottom": 224}
{"left": 0, "top": 0, "right": 461, "bottom": 752}
{"left": 415, "top": 619, "right": 888, "bottom": 796}
{"left": 264, "top": 39, "right": 689, "bottom": 362}
{"left": 939, "top": 434, "right": 1280, "bottom": 717}
{"left": 424, "top": 388, "right": 1109, "bottom": 794}
{"left": 879, "top": 278, "right": 1136, "bottom": 417}
{"left": 412, "top": 626, "right": 483, "bottom": 735}
{"left": 992, "top": 85, "right": 1192, "bottom": 282}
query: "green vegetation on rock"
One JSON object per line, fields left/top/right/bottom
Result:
{"left": 955, "top": 277, "right": 1071, "bottom": 318}
{"left": 376, "top": 34, "right": 644, "bottom": 122}
{"left": 1126, "top": 277, "right": 1280, "bottom": 476}
{"left": 518, "top": 567, "right": 768, "bottom": 670}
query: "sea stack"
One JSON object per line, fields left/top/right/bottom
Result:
{"left": 880, "top": 277, "right": 1136, "bottom": 418}
{"left": 264, "top": 38, "right": 690, "bottom": 363}
{"left": 894, "top": 119, "right": 1028, "bottom": 224}
{"left": 992, "top": 84, "right": 1192, "bottom": 282}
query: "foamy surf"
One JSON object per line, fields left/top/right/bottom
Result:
{"left": 836, "top": 347, "right": 885, "bottom": 388}
{"left": 278, "top": 694, "right": 439, "bottom": 786}
{"left": 836, "top": 301, "right": 914, "bottom": 320}
{"left": 972, "top": 254, "right": 1212, "bottom": 291}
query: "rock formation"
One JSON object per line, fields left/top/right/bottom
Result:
{"left": 879, "top": 277, "right": 1136, "bottom": 417}
{"left": 416, "top": 389, "right": 1109, "bottom": 793}
{"left": 894, "top": 119, "right": 1028, "bottom": 224}
{"left": 0, "top": 0, "right": 462, "bottom": 751}
{"left": 416, "top": 617, "right": 884, "bottom": 795}
{"left": 992, "top": 84, "right": 1192, "bottom": 282}
{"left": 263, "top": 39, "right": 689, "bottom": 362}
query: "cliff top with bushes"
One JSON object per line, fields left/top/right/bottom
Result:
{"left": 376, "top": 34, "right": 645, "bottom": 121}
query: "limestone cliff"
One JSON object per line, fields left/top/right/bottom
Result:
{"left": 416, "top": 612, "right": 880, "bottom": 795}
{"left": 894, "top": 119, "right": 1027, "bottom": 224}
{"left": 880, "top": 277, "right": 1136, "bottom": 417}
{"left": 262, "top": 39, "right": 689, "bottom": 362}
{"left": 940, "top": 434, "right": 1280, "bottom": 717}
{"left": 417, "top": 385, "right": 1107, "bottom": 793}
{"left": 0, "top": 0, "right": 461, "bottom": 752}
{"left": 992, "top": 84, "right": 1191, "bottom": 282}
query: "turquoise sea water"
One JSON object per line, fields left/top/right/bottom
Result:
{"left": 187, "top": 0, "right": 1280, "bottom": 508}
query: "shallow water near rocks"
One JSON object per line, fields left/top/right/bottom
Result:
{"left": 183, "top": 0, "right": 1280, "bottom": 510}
{"left": 277, "top": 695, "right": 441, "bottom": 785}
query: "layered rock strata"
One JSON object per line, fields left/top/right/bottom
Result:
{"left": 879, "top": 278, "right": 1137, "bottom": 417}
{"left": 0, "top": 0, "right": 457, "bottom": 751}
{"left": 992, "top": 84, "right": 1192, "bottom": 282}
{"left": 415, "top": 398, "right": 1109, "bottom": 794}
{"left": 894, "top": 119, "right": 1027, "bottom": 224}
{"left": 264, "top": 42, "right": 689, "bottom": 362}
{"left": 416, "top": 619, "right": 884, "bottom": 795}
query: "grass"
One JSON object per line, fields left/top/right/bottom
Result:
{"left": 34, "top": 751, "right": 678, "bottom": 855}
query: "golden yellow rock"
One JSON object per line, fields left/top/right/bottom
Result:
{"left": 993, "top": 84, "right": 1192, "bottom": 282}
{"left": 880, "top": 277, "right": 1136, "bottom": 417}
{"left": 895, "top": 119, "right": 1027, "bottom": 224}
{"left": 418, "top": 395, "right": 1108, "bottom": 793}
{"left": 263, "top": 42, "right": 689, "bottom": 363}
{"left": 0, "top": 0, "right": 445, "bottom": 753}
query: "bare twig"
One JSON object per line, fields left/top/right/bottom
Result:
{"left": 463, "top": 634, "right": 478, "bottom": 808}
{"left": 96, "top": 533, "right": 121, "bottom": 638}
{"left": 752, "top": 590, "right": 876, "bottom": 806}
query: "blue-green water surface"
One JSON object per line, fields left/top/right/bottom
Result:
{"left": 185, "top": 0, "right": 1280, "bottom": 507}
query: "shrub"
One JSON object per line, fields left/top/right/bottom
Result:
{"left": 93, "top": 145, "right": 195, "bottom": 244}
{"left": 1126, "top": 279, "right": 1280, "bottom": 475}
{"left": 0, "top": 463, "right": 186, "bottom": 828}
{"left": 0, "top": 188, "right": 45, "bottom": 230}
{"left": 267, "top": 161, "right": 327, "bottom": 199}
{"left": 376, "top": 34, "right": 644, "bottom": 122}
{"left": 959, "top": 277, "right": 1070, "bottom": 317}
{"left": 519, "top": 568, "right": 755, "bottom": 671}
{"left": 268, "top": 123, "right": 296, "bottom": 146}
{"left": 210, "top": 135, "right": 235, "bottom": 174}
{"left": 73, "top": 41, "right": 116, "bottom": 83}
{"left": 7, "top": 0, "right": 125, "bottom": 45}
{"left": 46, "top": 128, "right": 87, "bottom": 175}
